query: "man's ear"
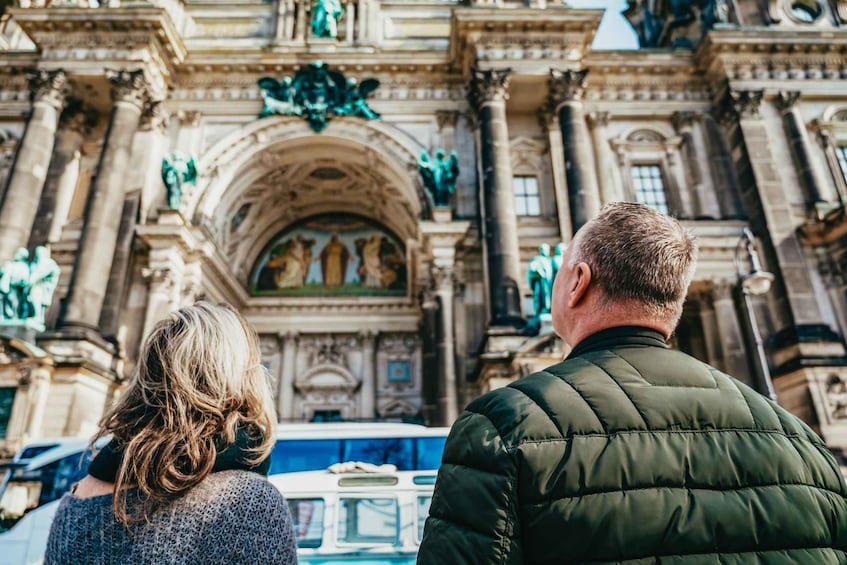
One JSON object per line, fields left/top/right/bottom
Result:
{"left": 568, "top": 262, "right": 592, "bottom": 308}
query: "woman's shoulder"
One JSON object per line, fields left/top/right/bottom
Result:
{"left": 188, "top": 470, "right": 287, "bottom": 509}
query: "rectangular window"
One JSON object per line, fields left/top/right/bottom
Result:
{"left": 513, "top": 176, "right": 541, "bottom": 216}
{"left": 337, "top": 497, "right": 398, "bottom": 545}
{"left": 0, "top": 388, "right": 15, "bottom": 439}
{"left": 836, "top": 146, "right": 847, "bottom": 185}
{"left": 630, "top": 165, "right": 669, "bottom": 215}
{"left": 288, "top": 498, "right": 325, "bottom": 549}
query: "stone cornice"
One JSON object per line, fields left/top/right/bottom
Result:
{"left": 449, "top": 7, "right": 602, "bottom": 77}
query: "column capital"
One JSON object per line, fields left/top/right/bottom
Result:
{"left": 27, "top": 69, "right": 68, "bottom": 110}
{"left": 776, "top": 90, "right": 801, "bottom": 112}
{"left": 60, "top": 98, "right": 99, "bottom": 136}
{"left": 710, "top": 278, "right": 738, "bottom": 301}
{"left": 715, "top": 89, "right": 764, "bottom": 124}
{"left": 586, "top": 111, "right": 610, "bottom": 129}
{"left": 139, "top": 100, "right": 169, "bottom": 133}
{"left": 547, "top": 69, "right": 588, "bottom": 111}
{"left": 106, "top": 69, "right": 150, "bottom": 110}
{"left": 431, "top": 264, "right": 457, "bottom": 291}
{"left": 435, "top": 110, "right": 459, "bottom": 131}
{"left": 177, "top": 110, "right": 202, "bottom": 127}
{"left": 671, "top": 110, "right": 700, "bottom": 133}
{"left": 278, "top": 330, "right": 300, "bottom": 343}
{"left": 468, "top": 68, "right": 511, "bottom": 113}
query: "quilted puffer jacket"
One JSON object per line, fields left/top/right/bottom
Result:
{"left": 418, "top": 326, "right": 847, "bottom": 564}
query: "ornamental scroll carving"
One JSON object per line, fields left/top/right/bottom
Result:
{"left": 27, "top": 69, "right": 68, "bottom": 110}
{"left": 547, "top": 69, "right": 589, "bottom": 108}
{"left": 468, "top": 68, "right": 511, "bottom": 112}
{"left": 106, "top": 69, "right": 150, "bottom": 110}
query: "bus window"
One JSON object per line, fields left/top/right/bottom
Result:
{"left": 337, "top": 497, "right": 398, "bottom": 545}
{"left": 288, "top": 498, "right": 325, "bottom": 549}
{"left": 344, "top": 438, "right": 414, "bottom": 470}
{"left": 416, "top": 495, "right": 432, "bottom": 543}
{"left": 270, "top": 439, "right": 342, "bottom": 474}
{"left": 415, "top": 437, "right": 447, "bottom": 471}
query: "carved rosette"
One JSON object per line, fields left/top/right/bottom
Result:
{"left": 28, "top": 69, "right": 68, "bottom": 111}
{"left": 106, "top": 69, "right": 151, "bottom": 110}
{"left": 776, "top": 90, "right": 801, "bottom": 113}
{"left": 60, "top": 98, "right": 99, "bottom": 135}
{"left": 547, "top": 69, "right": 588, "bottom": 111}
{"left": 468, "top": 68, "right": 511, "bottom": 113}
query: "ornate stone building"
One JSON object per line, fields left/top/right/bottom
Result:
{"left": 1, "top": 0, "right": 847, "bottom": 456}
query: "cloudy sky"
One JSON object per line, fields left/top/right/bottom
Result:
{"left": 566, "top": 0, "right": 639, "bottom": 50}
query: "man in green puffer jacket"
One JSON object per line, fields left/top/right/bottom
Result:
{"left": 418, "top": 202, "right": 847, "bottom": 564}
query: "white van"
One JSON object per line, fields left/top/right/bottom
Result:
{"left": 271, "top": 464, "right": 437, "bottom": 565}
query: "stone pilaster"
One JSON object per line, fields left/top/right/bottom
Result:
{"left": 586, "top": 111, "right": 624, "bottom": 206}
{"left": 672, "top": 110, "right": 721, "bottom": 218}
{"left": 547, "top": 69, "right": 600, "bottom": 232}
{"left": 0, "top": 69, "right": 68, "bottom": 261}
{"left": 436, "top": 110, "right": 459, "bottom": 153}
{"left": 776, "top": 91, "right": 831, "bottom": 206}
{"left": 433, "top": 265, "right": 458, "bottom": 424}
{"left": 24, "top": 367, "right": 51, "bottom": 441}
{"left": 468, "top": 68, "right": 523, "bottom": 328}
{"left": 539, "top": 110, "right": 572, "bottom": 238}
{"left": 30, "top": 99, "right": 98, "bottom": 249}
{"left": 359, "top": 330, "right": 377, "bottom": 419}
{"left": 279, "top": 331, "right": 298, "bottom": 421}
{"left": 60, "top": 70, "right": 150, "bottom": 331}
{"left": 715, "top": 87, "right": 829, "bottom": 337}
{"left": 710, "top": 280, "right": 754, "bottom": 387}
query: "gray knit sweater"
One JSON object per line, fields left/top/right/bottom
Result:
{"left": 45, "top": 470, "right": 298, "bottom": 565}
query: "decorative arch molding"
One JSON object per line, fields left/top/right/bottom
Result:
{"left": 822, "top": 105, "right": 847, "bottom": 123}
{"left": 378, "top": 398, "right": 419, "bottom": 417}
{"left": 295, "top": 363, "right": 359, "bottom": 394}
{"left": 188, "top": 116, "right": 427, "bottom": 224}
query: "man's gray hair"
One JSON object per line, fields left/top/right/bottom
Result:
{"left": 569, "top": 202, "right": 698, "bottom": 322}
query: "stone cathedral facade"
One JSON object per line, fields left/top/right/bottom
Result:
{"left": 1, "top": 0, "right": 847, "bottom": 457}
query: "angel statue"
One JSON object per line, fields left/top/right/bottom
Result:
{"left": 161, "top": 151, "right": 198, "bottom": 210}
{"left": 338, "top": 77, "right": 381, "bottom": 120}
{"left": 258, "top": 76, "right": 301, "bottom": 118}
{"left": 418, "top": 149, "right": 459, "bottom": 208}
{"left": 311, "top": 0, "right": 344, "bottom": 38}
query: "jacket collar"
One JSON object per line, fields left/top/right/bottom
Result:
{"left": 566, "top": 326, "right": 668, "bottom": 359}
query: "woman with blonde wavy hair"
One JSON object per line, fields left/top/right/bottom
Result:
{"left": 45, "top": 302, "right": 298, "bottom": 564}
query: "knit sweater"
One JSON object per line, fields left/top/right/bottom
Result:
{"left": 45, "top": 470, "right": 298, "bottom": 565}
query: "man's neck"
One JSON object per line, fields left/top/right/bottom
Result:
{"left": 563, "top": 307, "right": 674, "bottom": 349}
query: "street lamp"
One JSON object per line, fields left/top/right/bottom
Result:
{"left": 735, "top": 228, "right": 777, "bottom": 402}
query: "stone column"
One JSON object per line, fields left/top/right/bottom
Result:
{"left": 711, "top": 280, "right": 754, "bottom": 386}
{"left": 586, "top": 111, "right": 624, "bottom": 206}
{"left": 0, "top": 70, "right": 67, "bottom": 261}
{"left": 548, "top": 69, "right": 600, "bottom": 233}
{"left": 776, "top": 91, "right": 832, "bottom": 206}
{"left": 539, "top": 110, "right": 573, "bottom": 238}
{"left": 359, "top": 330, "right": 376, "bottom": 419}
{"left": 468, "top": 68, "right": 523, "bottom": 328}
{"left": 60, "top": 70, "right": 149, "bottom": 331}
{"left": 29, "top": 100, "right": 98, "bottom": 248}
{"left": 672, "top": 111, "right": 721, "bottom": 218}
{"left": 433, "top": 266, "right": 457, "bottom": 424}
{"left": 24, "top": 367, "right": 51, "bottom": 441}
{"left": 695, "top": 288, "right": 721, "bottom": 368}
{"left": 279, "top": 331, "right": 298, "bottom": 421}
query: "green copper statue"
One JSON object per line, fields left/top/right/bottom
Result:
{"left": 311, "top": 0, "right": 344, "bottom": 38}
{"left": 552, "top": 242, "right": 566, "bottom": 280}
{"left": 258, "top": 63, "right": 380, "bottom": 132}
{"left": 0, "top": 246, "right": 60, "bottom": 330}
{"left": 161, "top": 151, "right": 198, "bottom": 210}
{"left": 418, "top": 149, "right": 459, "bottom": 207}
{"left": 527, "top": 244, "right": 554, "bottom": 316}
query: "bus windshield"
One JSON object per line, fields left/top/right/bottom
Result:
{"left": 269, "top": 435, "right": 447, "bottom": 475}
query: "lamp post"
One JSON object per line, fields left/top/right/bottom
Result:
{"left": 735, "top": 228, "right": 777, "bottom": 402}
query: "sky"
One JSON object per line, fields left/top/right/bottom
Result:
{"left": 566, "top": 0, "right": 640, "bottom": 50}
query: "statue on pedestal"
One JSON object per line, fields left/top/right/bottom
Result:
{"left": 311, "top": 0, "right": 344, "bottom": 38}
{"left": 0, "top": 246, "right": 60, "bottom": 330}
{"left": 161, "top": 151, "right": 198, "bottom": 210}
{"left": 0, "top": 248, "right": 32, "bottom": 322}
{"left": 418, "top": 149, "right": 459, "bottom": 208}
{"left": 527, "top": 244, "right": 554, "bottom": 316}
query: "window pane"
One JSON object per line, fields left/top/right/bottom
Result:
{"left": 524, "top": 177, "right": 539, "bottom": 195}
{"left": 837, "top": 146, "right": 847, "bottom": 185}
{"left": 270, "top": 439, "right": 342, "bottom": 474}
{"left": 513, "top": 176, "right": 541, "bottom": 216}
{"left": 415, "top": 437, "right": 447, "bottom": 470}
{"left": 344, "top": 438, "right": 414, "bottom": 470}
{"left": 0, "top": 388, "right": 15, "bottom": 438}
{"left": 337, "top": 497, "right": 398, "bottom": 545}
{"left": 416, "top": 496, "right": 432, "bottom": 543}
{"left": 515, "top": 197, "right": 528, "bottom": 216}
{"left": 289, "top": 498, "right": 325, "bottom": 549}
{"left": 630, "top": 165, "right": 669, "bottom": 215}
